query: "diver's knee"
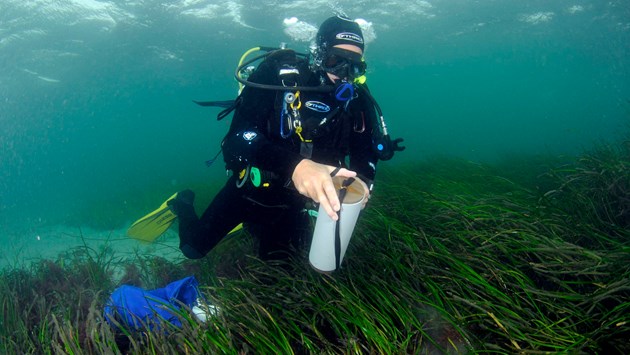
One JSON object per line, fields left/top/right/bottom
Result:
{"left": 180, "top": 244, "right": 205, "bottom": 259}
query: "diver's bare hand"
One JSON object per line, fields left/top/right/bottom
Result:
{"left": 292, "top": 159, "right": 356, "bottom": 220}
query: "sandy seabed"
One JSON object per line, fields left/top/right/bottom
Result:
{"left": 0, "top": 225, "right": 183, "bottom": 270}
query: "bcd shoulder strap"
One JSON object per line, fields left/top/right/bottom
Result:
{"left": 267, "top": 49, "right": 303, "bottom": 87}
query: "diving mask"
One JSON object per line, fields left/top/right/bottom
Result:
{"left": 322, "top": 47, "right": 367, "bottom": 80}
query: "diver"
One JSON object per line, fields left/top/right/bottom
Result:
{"left": 149, "top": 15, "right": 404, "bottom": 262}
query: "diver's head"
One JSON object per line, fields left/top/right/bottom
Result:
{"left": 314, "top": 15, "right": 367, "bottom": 82}
{"left": 316, "top": 15, "right": 365, "bottom": 52}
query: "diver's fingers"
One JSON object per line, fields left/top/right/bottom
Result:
{"left": 320, "top": 179, "right": 340, "bottom": 221}
{"left": 329, "top": 167, "right": 356, "bottom": 179}
{"left": 292, "top": 160, "right": 359, "bottom": 220}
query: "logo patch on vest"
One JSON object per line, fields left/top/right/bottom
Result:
{"left": 336, "top": 32, "right": 363, "bottom": 44}
{"left": 305, "top": 101, "right": 331, "bottom": 113}
{"left": 242, "top": 131, "right": 257, "bottom": 141}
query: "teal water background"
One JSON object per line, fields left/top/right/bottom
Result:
{"left": 1, "top": 1, "right": 629, "bottom": 255}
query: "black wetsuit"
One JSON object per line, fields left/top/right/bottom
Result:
{"left": 177, "top": 50, "right": 379, "bottom": 260}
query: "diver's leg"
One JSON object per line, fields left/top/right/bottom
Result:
{"left": 252, "top": 196, "right": 309, "bottom": 261}
{"left": 173, "top": 181, "right": 245, "bottom": 259}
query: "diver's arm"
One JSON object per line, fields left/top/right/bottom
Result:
{"left": 223, "top": 59, "right": 304, "bottom": 176}
{"left": 348, "top": 92, "right": 379, "bottom": 189}
{"left": 224, "top": 129, "right": 352, "bottom": 219}
{"left": 348, "top": 135, "right": 376, "bottom": 209}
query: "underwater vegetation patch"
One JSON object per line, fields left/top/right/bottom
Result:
{"left": 1, "top": 137, "right": 629, "bottom": 353}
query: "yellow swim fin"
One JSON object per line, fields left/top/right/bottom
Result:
{"left": 127, "top": 192, "right": 245, "bottom": 242}
{"left": 127, "top": 193, "right": 178, "bottom": 242}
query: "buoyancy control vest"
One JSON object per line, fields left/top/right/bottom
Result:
{"left": 195, "top": 47, "right": 405, "bottom": 169}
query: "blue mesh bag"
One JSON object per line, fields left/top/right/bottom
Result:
{"left": 104, "top": 276, "right": 200, "bottom": 330}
